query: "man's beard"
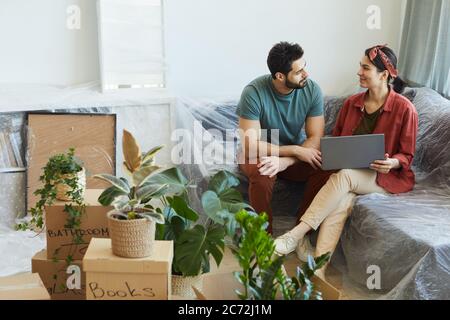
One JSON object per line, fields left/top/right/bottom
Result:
{"left": 285, "top": 78, "right": 308, "bottom": 90}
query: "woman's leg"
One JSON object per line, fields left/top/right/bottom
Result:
{"left": 313, "top": 193, "right": 356, "bottom": 279}
{"left": 275, "top": 169, "right": 386, "bottom": 255}
{"left": 299, "top": 169, "right": 386, "bottom": 231}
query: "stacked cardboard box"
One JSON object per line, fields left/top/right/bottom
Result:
{"left": 31, "top": 189, "right": 112, "bottom": 300}
{"left": 83, "top": 238, "right": 173, "bottom": 300}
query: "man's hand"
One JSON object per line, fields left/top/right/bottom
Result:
{"left": 257, "top": 156, "right": 295, "bottom": 178}
{"left": 294, "top": 146, "right": 322, "bottom": 169}
{"left": 370, "top": 153, "right": 400, "bottom": 174}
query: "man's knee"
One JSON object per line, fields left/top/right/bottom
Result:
{"left": 249, "top": 174, "right": 276, "bottom": 192}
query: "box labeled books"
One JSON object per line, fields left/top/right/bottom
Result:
{"left": 83, "top": 238, "right": 173, "bottom": 300}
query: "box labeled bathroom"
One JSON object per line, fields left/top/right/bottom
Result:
{"left": 45, "top": 189, "right": 112, "bottom": 260}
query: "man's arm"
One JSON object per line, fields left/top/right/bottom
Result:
{"left": 239, "top": 116, "right": 323, "bottom": 169}
{"left": 278, "top": 115, "right": 323, "bottom": 169}
{"left": 238, "top": 117, "right": 300, "bottom": 160}
{"left": 302, "top": 115, "right": 325, "bottom": 150}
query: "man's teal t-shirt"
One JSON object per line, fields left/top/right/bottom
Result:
{"left": 236, "top": 75, "right": 324, "bottom": 146}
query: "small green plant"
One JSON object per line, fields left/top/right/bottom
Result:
{"left": 15, "top": 147, "right": 86, "bottom": 265}
{"left": 232, "top": 210, "right": 331, "bottom": 300}
{"left": 16, "top": 148, "right": 85, "bottom": 234}
{"left": 155, "top": 170, "right": 252, "bottom": 277}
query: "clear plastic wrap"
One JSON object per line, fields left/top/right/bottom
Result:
{"left": 0, "top": 224, "right": 45, "bottom": 277}
{"left": 334, "top": 87, "right": 450, "bottom": 300}
{"left": 1, "top": 82, "right": 449, "bottom": 299}
{"left": 172, "top": 87, "right": 450, "bottom": 299}
{"left": 1, "top": 97, "right": 176, "bottom": 277}
{"left": 0, "top": 82, "right": 170, "bottom": 113}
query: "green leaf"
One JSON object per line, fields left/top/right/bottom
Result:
{"left": 256, "top": 256, "right": 285, "bottom": 300}
{"left": 168, "top": 196, "right": 199, "bottom": 222}
{"left": 136, "top": 183, "right": 169, "bottom": 201}
{"left": 208, "top": 170, "right": 240, "bottom": 195}
{"left": 314, "top": 252, "right": 331, "bottom": 271}
{"left": 307, "top": 255, "right": 316, "bottom": 271}
{"left": 92, "top": 174, "right": 130, "bottom": 193}
{"left": 155, "top": 222, "right": 165, "bottom": 240}
{"left": 140, "top": 212, "right": 165, "bottom": 224}
{"left": 174, "top": 224, "right": 225, "bottom": 276}
{"left": 133, "top": 165, "right": 161, "bottom": 186}
{"left": 112, "top": 197, "right": 131, "bottom": 211}
{"left": 162, "top": 214, "right": 186, "bottom": 241}
{"left": 143, "top": 167, "right": 188, "bottom": 196}
{"left": 217, "top": 189, "right": 250, "bottom": 212}
{"left": 220, "top": 211, "right": 239, "bottom": 237}
{"left": 98, "top": 186, "right": 128, "bottom": 206}
{"left": 201, "top": 191, "right": 223, "bottom": 223}
{"left": 141, "top": 145, "right": 164, "bottom": 165}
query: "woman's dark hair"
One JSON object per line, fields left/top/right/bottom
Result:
{"left": 267, "top": 42, "right": 304, "bottom": 79}
{"left": 365, "top": 46, "right": 407, "bottom": 93}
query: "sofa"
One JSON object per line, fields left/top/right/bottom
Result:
{"left": 175, "top": 87, "right": 450, "bottom": 299}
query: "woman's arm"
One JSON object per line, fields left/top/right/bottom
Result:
{"left": 391, "top": 106, "right": 418, "bottom": 170}
{"left": 371, "top": 105, "right": 418, "bottom": 174}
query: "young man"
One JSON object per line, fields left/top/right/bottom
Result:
{"left": 237, "top": 42, "right": 324, "bottom": 255}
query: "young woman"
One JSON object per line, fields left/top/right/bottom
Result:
{"left": 274, "top": 45, "right": 418, "bottom": 279}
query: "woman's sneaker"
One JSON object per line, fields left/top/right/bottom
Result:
{"left": 295, "top": 235, "right": 315, "bottom": 262}
{"left": 274, "top": 232, "right": 299, "bottom": 255}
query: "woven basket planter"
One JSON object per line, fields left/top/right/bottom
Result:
{"left": 55, "top": 168, "right": 86, "bottom": 201}
{"left": 171, "top": 274, "right": 204, "bottom": 299}
{"left": 107, "top": 210, "right": 156, "bottom": 258}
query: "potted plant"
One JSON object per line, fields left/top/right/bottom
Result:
{"left": 154, "top": 170, "right": 252, "bottom": 298}
{"left": 231, "top": 209, "right": 331, "bottom": 300}
{"left": 16, "top": 147, "right": 86, "bottom": 234}
{"left": 93, "top": 130, "right": 174, "bottom": 258}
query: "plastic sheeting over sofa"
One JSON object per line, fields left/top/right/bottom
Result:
{"left": 173, "top": 87, "right": 450, "bottom": 299}
{"left": 338, "top": 87, "right": 450, "bottom": 299}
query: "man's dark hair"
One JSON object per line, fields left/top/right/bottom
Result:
{"left": 267, "top": 42, "right": 304, "bottom": 79}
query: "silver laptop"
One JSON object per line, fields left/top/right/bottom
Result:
{"left": 321, "top": 134, "right": 385, "bottom": 170}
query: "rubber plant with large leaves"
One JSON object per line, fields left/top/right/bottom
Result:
{"left": 92, "top": 129, "right": 181, "bottom": 223}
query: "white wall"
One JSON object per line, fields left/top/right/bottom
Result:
{"left": 164, "top": 0, "right": 405, "bottom": 97}
{"left": 0, "top": 0, "right": 404, "bottom": 96}
{"left": 0, "top": 0, "right": 99, "bottom": 86}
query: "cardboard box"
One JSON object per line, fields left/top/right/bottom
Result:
{"left": 192, "top": 249, "right": 341, "bottom": 300}
{"left": 196, "top": 272, "right": 340, "bottom": 300}
{"left": 83, "top": 238, "right": 173, "bottom": 300}
{"left": 0, "top": 273, "right": 51, "bottom": 300}
{"left": 45, "top": 189, "right": 112, "bottom": 260}
{"left": 31, "top": 250, "right": 85, "bottom": 300}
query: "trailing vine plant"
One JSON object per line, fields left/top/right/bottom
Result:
{"left": 16, "top": 147, "right": 86, "bottom": 270}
